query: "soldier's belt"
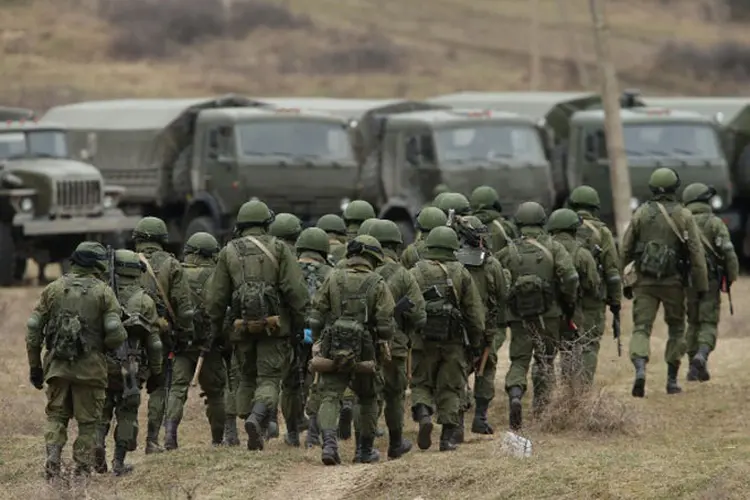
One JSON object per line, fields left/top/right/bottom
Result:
{"left": 309, "top": 356, "right": 377, "bottom": 374}
{"left": 233, "top": 316, "right": 281, "bottom": 335}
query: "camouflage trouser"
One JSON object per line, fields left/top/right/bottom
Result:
{"left": 629, "top": 285, "right": 686, "bottom": 364}
{"left": 473, "top": 328, "right": 505, "bottom": 402}
{"left": 505, "top": 317, "right": 560, "bottom": 409}
{"left": 224, "top": 352, "right": 239, "bottom": 418}
{"left": 380, "top": 355, "right": 408, "bottom": 434}
{"left": 305, "top": 375, "right": 321, "bottom": 416}
{"left": 147, "top": 353, "right": 170, "bottom": 434}
{"left": 234, "top": 337, "right": 292, "bottom": 418}
{"left": 318, "top": 371, "right": 379, "bottom": 437}
{"left": 166, "top": 350, "right": 226, "bottom": 437}
{"left": 98, "top": 388, "right": 140, "bottom": 451}
{"left": 45, "top": 378, "right": 106, "bottom": 469}
{"left": 280, "top": 346, "right": 313, "bottom": 431}
{"left": 686, "top": 281, "right": 721, "bottom": 355}
{"left": 559, "top": 304, "right": 603, "bottom": 387}
{"left": 410, "top": 342, "right": 467, "bottom": 426}
{"left": 580, "top": 304, "right": 605, "bottom": 385}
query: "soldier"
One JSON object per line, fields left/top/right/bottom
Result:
{"left": 163, "top": 232, "right": 226, "bottom": 448}
{"left": 409, "top": 226, "right": 486, "bottom": 451}
{"left": 436, "top": 192, "right": 472, "bottom": 217}
{"left": 132, "top": 216, "right": 195, "bottom": 454}
{"left": 282, "top": 227, "right": 333, "bottom": 448}
{"left": 546, "top": 209, "right": 601, "bottom": 392}
{"left": 681, "top": 183, "right": 738, "bottom": 382}
{"left": 470, "top": 185, "right": 519, "bottom": 253}
{"left": 316, "top": 214, "right": 348, "bottom": 265}
{"left": 567, "top": 185, "right": 623, "bottom": 384}
{"left": 95, "top": 249, "right": 163, "bottom": 476}
{"left": 424, "top": 184, "right": 450, "bottom": 207}
{"left": 309, "top": 235, "right": 395, "bottom": 465}
{"left": 401, "top": 207, "right": 449, "bottom": 270}
{"left": 222, "top": 349, "right": 241, "bottom": 446}
{"left": 343, "top": 200, "right": 377, "bottom": 240}
{"left": 206, "top": 200, "right": 308, "bottom": 451}
{"left": 496, "top": 202, "right": 578, "bottom": 430}
{"left": 368, "top": 220, "right": 426, "bottom": 459}
{"left": 456, "top": 216, "right": 510, "bottom": 436}
{"left": 622, "top": 168, "right": 708, "bottom": 397}
{"left": 26, "top": 241, "right": 127, "bottom": 479}
{"left": 333, "top": 218, "right": 380, "bottom": 269}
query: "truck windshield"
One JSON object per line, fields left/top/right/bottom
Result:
{"left": 434, "top": 124, "right": 546, "bottom": 164}
{"left": 622, "top": 124, "right": 721, "bottom": 158}
{"left": 0, "top": 130, "right": 68, "bottom": 159}
{"left": 237, "top": 120, "right": 354, "bottom": 162}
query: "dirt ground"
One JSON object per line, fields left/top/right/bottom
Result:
{"left": 1, "top": 264, "right": 749, "bottom": 499}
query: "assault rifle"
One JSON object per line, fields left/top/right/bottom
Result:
{"left": 394, "top": 295, "right": 415, "bottom": 331}
{"left": 107, "top": 246, "right": 140, "bottom": 398}
{"left": 612, "top": 309, "right": 622, "bottom": 357}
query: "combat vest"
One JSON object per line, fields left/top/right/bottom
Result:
{"left": 557, "top": 235, "right": 600, "bottom": 301}
{"left": 463, "top": 256, "right": 502, "bottom": 330}
{"left": 107, "top": 282, "right": 146, "bottom": 379}
{"left": 635, "top": 201, "right": 687, "bottom": 280}
{"left": 692, "top": 212, "right": 722, "bottom": 276}
{"left": 414, "top": 260, "right": 464, "bottom": 343}
{"left": 183, "top": 264, "right": 214, "bottom": 342}
{"left": 507, "top": 235, "right": 556, "bottom": 319}
{"left": 139, "top": 250, "right": 174, "bottom": 325}
{"left": 576, "top": 218, "right": 607, "bottom": 298}
{"left": 298, "top": 257, "right": 332, "bottom": 322}
{"left": 48, "top": 275, "right": 103, "bottom": 361}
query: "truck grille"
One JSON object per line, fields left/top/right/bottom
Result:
{"left": 56, "top": 180, "right": 101, "bottom": 214}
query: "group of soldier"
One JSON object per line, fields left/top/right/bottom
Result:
{"left": 25, "top": 166, "right": 738, "bottom": 478}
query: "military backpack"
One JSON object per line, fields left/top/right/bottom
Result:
{"left": 185, "top": 265, "right": 214, "bottom": 342}
{"left": 507, "top": 237, "right": 556, "bottom": 318}
{"left": 416, "top": 261, "right": 463, "bottom": 342}
{"left": 49, "top": 275, "right": 96, "bottom": 362}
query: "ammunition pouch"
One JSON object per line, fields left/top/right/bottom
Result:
{"left": 309, "top": 356, "right": 377, "bottom": 374}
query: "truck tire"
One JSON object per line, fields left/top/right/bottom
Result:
{"left": 184, "top": 216, "right": 218, "bottom": 243}
{"left": 0, "top": 223, "right": 16, "bottom": 286}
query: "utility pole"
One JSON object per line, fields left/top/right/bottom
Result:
{"left": 589, "top": 0, "right": 632, "bottom": 241}
{"left": 529, "top": 0, "right": 541, "bottom": 90}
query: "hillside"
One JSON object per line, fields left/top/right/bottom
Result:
{"left": 3, "top": 0, "right": 750, "bottom": 112}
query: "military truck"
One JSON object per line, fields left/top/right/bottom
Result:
{"left": 43, "top": 95, "right": 360, "bottom": 249}
{"left": 0, "top": 117, "right": 138, "bottom": 285}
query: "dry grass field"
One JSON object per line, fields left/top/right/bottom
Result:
{"left": 1, "top": 264, "right": 749, "bottom": 499}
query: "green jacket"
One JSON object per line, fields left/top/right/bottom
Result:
{"left": 328, "top": 235, "right": 347, "bottom": 265}
{"left": 575, "top": 209, "right": 622, "bottom": 306}
{"left": 462, "top": 253, "right": 510, "bottom": 332}
{"left": 182, "top": 254, "right": 216, "bottom": 349}
{"left": 400, "top": 237, "right": 427, "bottom": 270}
{"left": 552, "top": 232, "right": 601, "bottom": 311}
{"left": 473, "top": 208, "right": 518, "bottom": 253}
{"left": 26, "top": 266, "right": 127, "bottom": 388}
{"left": 686, "top": 202, "right": 740, "bottom": 284}
{"left": 298, "top": 251, "right": 334, "bottom": 326}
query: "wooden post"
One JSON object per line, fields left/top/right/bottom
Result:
{"left": 529, "top": 0, "right": 541, "bottom": 90}
{"left": 589, "top": 0, "right": 632, "bottom": 241}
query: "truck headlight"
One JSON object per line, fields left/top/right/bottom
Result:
{"left": 340, "top": 197, "right": 350, "bottom": 212}
{"left": 710, "top": 195, "right": 723, "bottom": 210}
{"left": 19, "top": 197, "right": 33, "bottom": 213}
{"left": 629, "top": 197, "right": 639, "bottom": 211}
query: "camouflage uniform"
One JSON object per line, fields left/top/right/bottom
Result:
{"left": 401, "top": 207, "right": 448, "bottom": 270}
{"left": 621, "top": 168, "right": 708, "bottom": 397}
{"left": 316, "top": 214, "right": 348, "bottom": 265}
{"left": 222, "top": 349, "right": 241, "bottom": 446}
{"left": 568, "top": 186, "right": 623, "bottom": 385}
{"left": 133, "top": 216, "right": 195, "bottom": 454}
{"left": 409, "top": 226, "right": 486, "bottom": 452}
{"left": 310, "top": 235, "right": 395, "bottom": 465}
{"left": 470, "top": 185, "right": 519, "bottom": 254}
{"left": 95, "top": 249, "right": 162, "bottom": 476}
{"left": 26, "top": 242, "right": 127, "bottom": 479}
{"left": 206, "top": 200, "right": 308, "bottom": 451}
{"left": 682, "top": 183, "right": 739, "bottom": 382}
{"left": 496, "top": 202, "right": 578, "bottom": 430}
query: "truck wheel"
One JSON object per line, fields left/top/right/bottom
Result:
{"left": 184, "top": 216, "right": 217, "bottom": 242}
{"left": 0, "top": 223, "right": 16, "bottom": 286}
{"left": 396, "top": 219, "right": 416, "bottom": 246}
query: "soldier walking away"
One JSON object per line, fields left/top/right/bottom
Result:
{"left": 206, "top": 200, "right": 308, "bottom": 451}
{"left": 132, "top": 216, "right": 195, "bottom": 454}
{"left": 309, "top": 235, "right": 395, "bottom": 465}
{"left": 681, "top": 183, "right": 739, "bottom": 382}
{"left": 470, "top": 185, "right": 519, "bottom": 253}
{"left": 316, "top": 214, "right": 348, "bottom": 265}
{"left": 621, "top": 168, "right": 708, "bottom": 397}
{"left": 26, "top": 241, "right": 127, "bottom": 480}
{"left": 223, "top": 350, "right": 241, "bottom": 446}
{"left": 409, "top": 227, "right": 486, "bottom": 452}
{"left": 343, "top": 200, "right": 377, "bottom": 240}
{"left": 96, "top": 249, "right": 163, "bottom": 476}
{"left": 496, "top": 202, "right": 578, "bottom": 430}
{"left": 436, "top": 192, "right": 472, "bottom": 217}
{"left": 567, "top": 186, "right": 623, "bottom": 385}
{"left": 401, "top": 207, "right": 449, "bottom": 270}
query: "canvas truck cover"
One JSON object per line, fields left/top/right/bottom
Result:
{"left": 43, "top": 95, "right": 268, "bottom": 205}
{"left": 0, "top": 106, "right": 35, "bottom": 121}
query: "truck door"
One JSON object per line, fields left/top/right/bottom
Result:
{"left": 204, "top": 124, "right": 241, "bottom": 213}
{"left": 401, "top": 129, "right": 438, "bottom": 204}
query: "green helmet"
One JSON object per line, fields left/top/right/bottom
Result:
{"left": 425, "top": 226, "right": 460, "bottom": 251}
{"left": 346, "top": 234, "right": 384, "bottom": 263}
{"left": 568, "top": 185, "right": 601, "bottom": 209}
{"left": 433, "top": 191, "right": 450, "bottom": 206}
{"left": 70, "top": 241, "right": 108, "bottom": 271}
{"left": 133, "top": 216, "right": 168, "bottom": 242}
{"left": 546, "top": 208, "right": 582, "bottom": 233}
{"left": 682, "top": 182, "right": 716, "bottom": 205}
{"left": 296, "top": 227, "right": 330, "bottom": 255}
{"left": 437, "top": 193, "right": 471, "bottom": 215}
{"left": 269, "top": 213, "right": 302, "bottom": 241}
{"left": 184, "top": 231, "right": 220, "bottom": 257}
{"left": 343, "top": 200, "right": 376, "bottom": 223}
{"left": 316, "top": 214, "right": 347, "bottom": 235}
{"left": 649, "top": 168, "right": 681, "bottom": 194}
{"left": 369, "top": 219, "right": 403, "bottom": 245}
{"left": 514, "top": 201, "right": 547, "bottom": 227}
{"left": 469, "top": 186, "right": 501, "bottom": 212}
{"left": 462, "top": 215, "right": 485, "bottom": 230}
{"left": 416, "top": 207, "right": 448, "bottom": 232}
{"left": 356, "top": 218, "right": 378, "bottom": 236}
{"left": 236, "top": 200, "right": 274, "bottom": 226}
{"left": 114, "top": 249, "right": 145, "bottom": 277}
{"left": 433, "top": 183, "right": 450, "bottom": 198}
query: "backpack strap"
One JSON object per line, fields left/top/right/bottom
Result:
{"left": 655, "top": 202, "right": 686, "bottom": 244}
{"left": 138, "top": 253, "right": 176, "bottom": 324}
{"left": 244, "top": 235, "right": 279, "bottom": 270}
{"left": 698, "top": 232, "right": 721, "bottom": 259}
{"left": 434, "top": 261, "right": 460, "bottom": 300}
{"left": 492, "top": 219, "right": 511, "bottom": 244}
{"left": 526, "top": 237, "right": 554, "bottom": 263}
{"left": 581, "top": 219, "right": 601, "bottom": 243}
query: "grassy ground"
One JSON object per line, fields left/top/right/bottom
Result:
{"left": 1, "top": 265, "right": 749, "bottom": 499}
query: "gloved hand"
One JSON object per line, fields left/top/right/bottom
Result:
{"left": 609, "top": 302, "right": 621, "bottom": 315}
{"left": 623, "top": 286, "right": 633, "bottom": 300}
{"left": 29, "top": 367, "right": 44, "bottom": 390}
{"left": 146, "top": 371, "right": 165, "bottom": 394}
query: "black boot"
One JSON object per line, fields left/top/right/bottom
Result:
{"left": 298, "top": 414, "right": 310, "bottom": 432}
{"left": 508, "top": 386, "right": 523, "bottom": 431}
{"left": 632, "top": 357, "right": 647, "bottom": 398}
{"left": 454, "top": 411, "right": 465, "bottom": 443}
{"left": 211, "top": 424, "right": 225, "bottom": 447}
{"left": 44, "top": 444, "right": 62, "bottom": 481}
{"left": 358, "top": 434, "right": 379, "bottom": 464}
{"left": 266, "top": 408, "right": 279, "bottom": 440}
{"left": 245, "top": 403, "right": 268, "bottom": 451}
{"left": 387, "top": 429, "right": 412, "bottom": 460}
{"left": 413, "top": 404, "right": 433, "bottom": 450}
{"left": 145, "top": 421, "right": 163, "bottom": 454}
{"left": 690, "top": 345, "right": 712, "bottom": 383}
{"left": 164, "top": 420, "right": 179, "bottom": 451}
{"left": 223, "top": 417, "right": 240, "bottom": 446}
{"left": 338, "top": 400, "right": 353, "bottom": 440}
{"left": 439, "top": 425, "right": 458, "bottom": 451}
{"left": 284, "top": 429, "right": 300, "bottom": 448}
{"left": 305, "top": 414, "right": 321, "bottom": 449}
{"left": 94, "top": 428, "right": 107, "bottom": 474}
{"left": 321, "top": 429, "right": 341, "bottom": 466}
{"left": 686, "top": 351, "right": 699, "bottom": 381}
{"left": 111, "top": 444, "right": 133, "bottom": 476}
{"left": 471, "top": 398, "right": 494, "bottom": 435}
{"left": 666, "top": 362, "right": 683, "bottom": 395}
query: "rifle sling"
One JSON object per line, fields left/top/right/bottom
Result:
{"left": 138, "top": 253, "right": 177, "bottom": 324}
{"left": 655, "top": 202, "right": 686, "bottom": 244}
{"left": 245, "top": 235, "right": 279, "bottom": 270}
